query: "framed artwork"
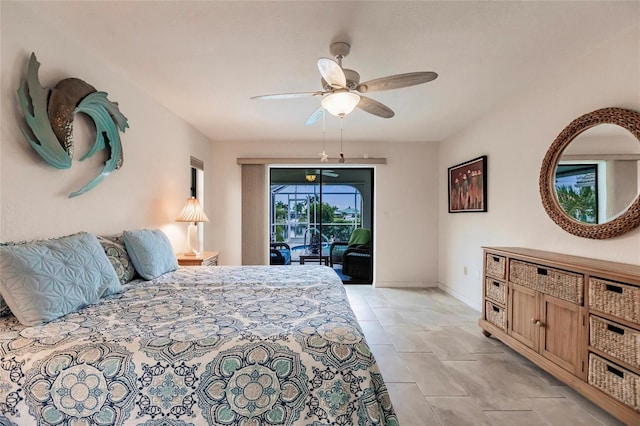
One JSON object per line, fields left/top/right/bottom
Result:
{"left": 448, "top": 155, "right": 487, "bottom": 213}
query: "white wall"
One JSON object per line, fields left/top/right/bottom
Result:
{"left": 208, "top": 140, "right": 439, "bottom": 287}
{"left": 438, "top": 24, "right": 640, "bottom": 310}
{"left": 0, "top": 2, "right": 212, "bottom": 251}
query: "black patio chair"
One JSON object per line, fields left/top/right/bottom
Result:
{"left": 270, "top": 242, "right": 291, "bottom": 265}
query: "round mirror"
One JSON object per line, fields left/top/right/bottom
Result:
{"left": 556, "top": 124, "right": 639, "bottom": 223}
{"left": 540, "top": 108, "right": 640, "bottom": 239}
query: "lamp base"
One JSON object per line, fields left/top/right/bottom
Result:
{"left": 185, "top": 223, "right": 201, "bottom": 256}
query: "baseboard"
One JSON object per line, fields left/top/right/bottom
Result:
{"left": 437, "top": 282, "right": 481, "bottom": 312}
{"left": 374, "top": 281, "right": 437, "bottom": 288}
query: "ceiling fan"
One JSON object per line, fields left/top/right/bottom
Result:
{"left": 251, "top": 42, "right": 438, "bottom": 125}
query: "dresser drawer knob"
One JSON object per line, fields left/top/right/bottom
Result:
{"left": 492, "top": 306, "right": 500, "bottom": 313}
{"left": 492, "top": 281, "right": 500, "bottom": 287}
{"left": 530, "top": 318, "right": 544, "bottom": 327}
{"left": 537, "top": 267, "right": 548, "bottom": 276}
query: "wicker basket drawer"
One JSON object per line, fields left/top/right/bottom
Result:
{"left": 590, "top": 315, "right": 640, "bottom": 370}
{"left": 510, "top": 260, "right": 583, "bottom": 304}
{"left": 485, "top": 278, "right": 506, "bottom": 305}
{"left": 485, "top": 300, "right": 506, "bottom": 331}
{"left": 588, "top": 354, "right": 640, "bottom": 412}
{"left": 589, "top": 277, "right": 640, "bottom": 326}
{"left": 485, "top": 253, "right": 506, "bottom": 279}
{"left": 202, "top": 256, "right": 218, "bottom": 266}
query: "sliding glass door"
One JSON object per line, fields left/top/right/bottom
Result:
{"left": 270, "top": 167, "right": 374, "bottom": 284}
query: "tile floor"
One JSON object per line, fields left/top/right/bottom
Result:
{"left": 344, "top": 285, "right": 623, "bottom": 426}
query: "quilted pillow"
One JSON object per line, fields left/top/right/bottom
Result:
{"left": 0, "top": 232, "right": 122, "bottom": 326}
{"left": 97, "top": 234, "right": 136, "bottom": 284}
{"left": 123, "top": 229, "right": 178, "bottom": 280}
{"left": 0, "top": 241, "right": 24, "bottom": 317}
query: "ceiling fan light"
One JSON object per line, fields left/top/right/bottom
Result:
{"left": 321, "top": 92, "right": 360, "bottom": 117}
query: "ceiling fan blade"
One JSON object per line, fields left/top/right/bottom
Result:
{"left": 322, "top": 170, "right": 339, "bottom": 177}
{"left": 357, "top": 96, "right": 394, "bottom": 118}
{"left": 317, "top": 58, "right": 346, "bottom": 89}
{"left": 357, "top": 71, "right": 438, "bottom": 93}
{"left": 251, "top": 91, "right": 324, "bottom": 100}
{"left": 305, "top": 107, "right": 324, "bottom": 126}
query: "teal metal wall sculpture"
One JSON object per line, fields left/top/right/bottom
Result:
{"left": 17, "top": 53, "right": 129, "bottom": 198}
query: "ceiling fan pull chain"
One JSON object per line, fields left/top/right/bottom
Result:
{"left": 323, "top": 108, "right": 326, "bottom": 151}
{"left": 339, "top": 116, "right": 345, "bottom": 163}
{"left": 319, "top": 108, "right": 328, "bottom": 162}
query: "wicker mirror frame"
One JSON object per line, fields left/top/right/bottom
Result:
{"left": 540, "top": 107, "right": 640, "bottom": 239}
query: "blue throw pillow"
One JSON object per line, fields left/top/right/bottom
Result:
{"left": 123, "top": 229, "right": 178, "bottom": 280}
{"left": 0, "top": 241, "right": 23, "bottom": 317}
{"left": 0, "top": 232, "right": 122, "bottom": 326}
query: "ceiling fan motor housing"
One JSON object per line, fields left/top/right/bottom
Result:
{"left": 321, "top": 69, "right": 360, "bottom": 91}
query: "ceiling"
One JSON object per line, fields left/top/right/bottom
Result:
{"left": 24, "top": 1, "right": 639, "bottom": 144}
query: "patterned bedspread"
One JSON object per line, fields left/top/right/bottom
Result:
{"left": 0, "top": 265, "right": 397, "bottom": 425}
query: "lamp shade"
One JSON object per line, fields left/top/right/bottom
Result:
{"left": 176, "top": 197, "right": 209, "bottom": 223}
{"left": 321, "top": 92, "right": 361, "bottom": 117}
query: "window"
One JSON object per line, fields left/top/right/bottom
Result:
{"left": 190, "top": 156, "right": 205, "bottom": 250}
{"left": 190, "top": 156, "right": 204, "bottom": 200}
{"left": 269, "top": 167, "right": 374, "bottom": 284}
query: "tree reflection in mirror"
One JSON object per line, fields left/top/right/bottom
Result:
{"left": 555, "top": 164, "right": 598, "bottom": 223}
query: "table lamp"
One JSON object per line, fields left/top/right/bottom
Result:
{"left": 176, "top": 197, "right": 209, "bottom": 256}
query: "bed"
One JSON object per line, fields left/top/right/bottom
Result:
{"left": 0, "top": 264, "right": 397, "bottom": 425}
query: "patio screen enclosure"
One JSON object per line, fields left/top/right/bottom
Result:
{"left": 270, "top": 167, "right": 374, "bottom": 283}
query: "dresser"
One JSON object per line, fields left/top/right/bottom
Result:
{"left": 176, "top": 251, "right": 220, "bottom": 266}
{"left": 479, "top": 247, "right": 640, "bottom": 424}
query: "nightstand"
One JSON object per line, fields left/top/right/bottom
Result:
{"left": 177, "top": 251, "right": 220, "bottom": 266}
